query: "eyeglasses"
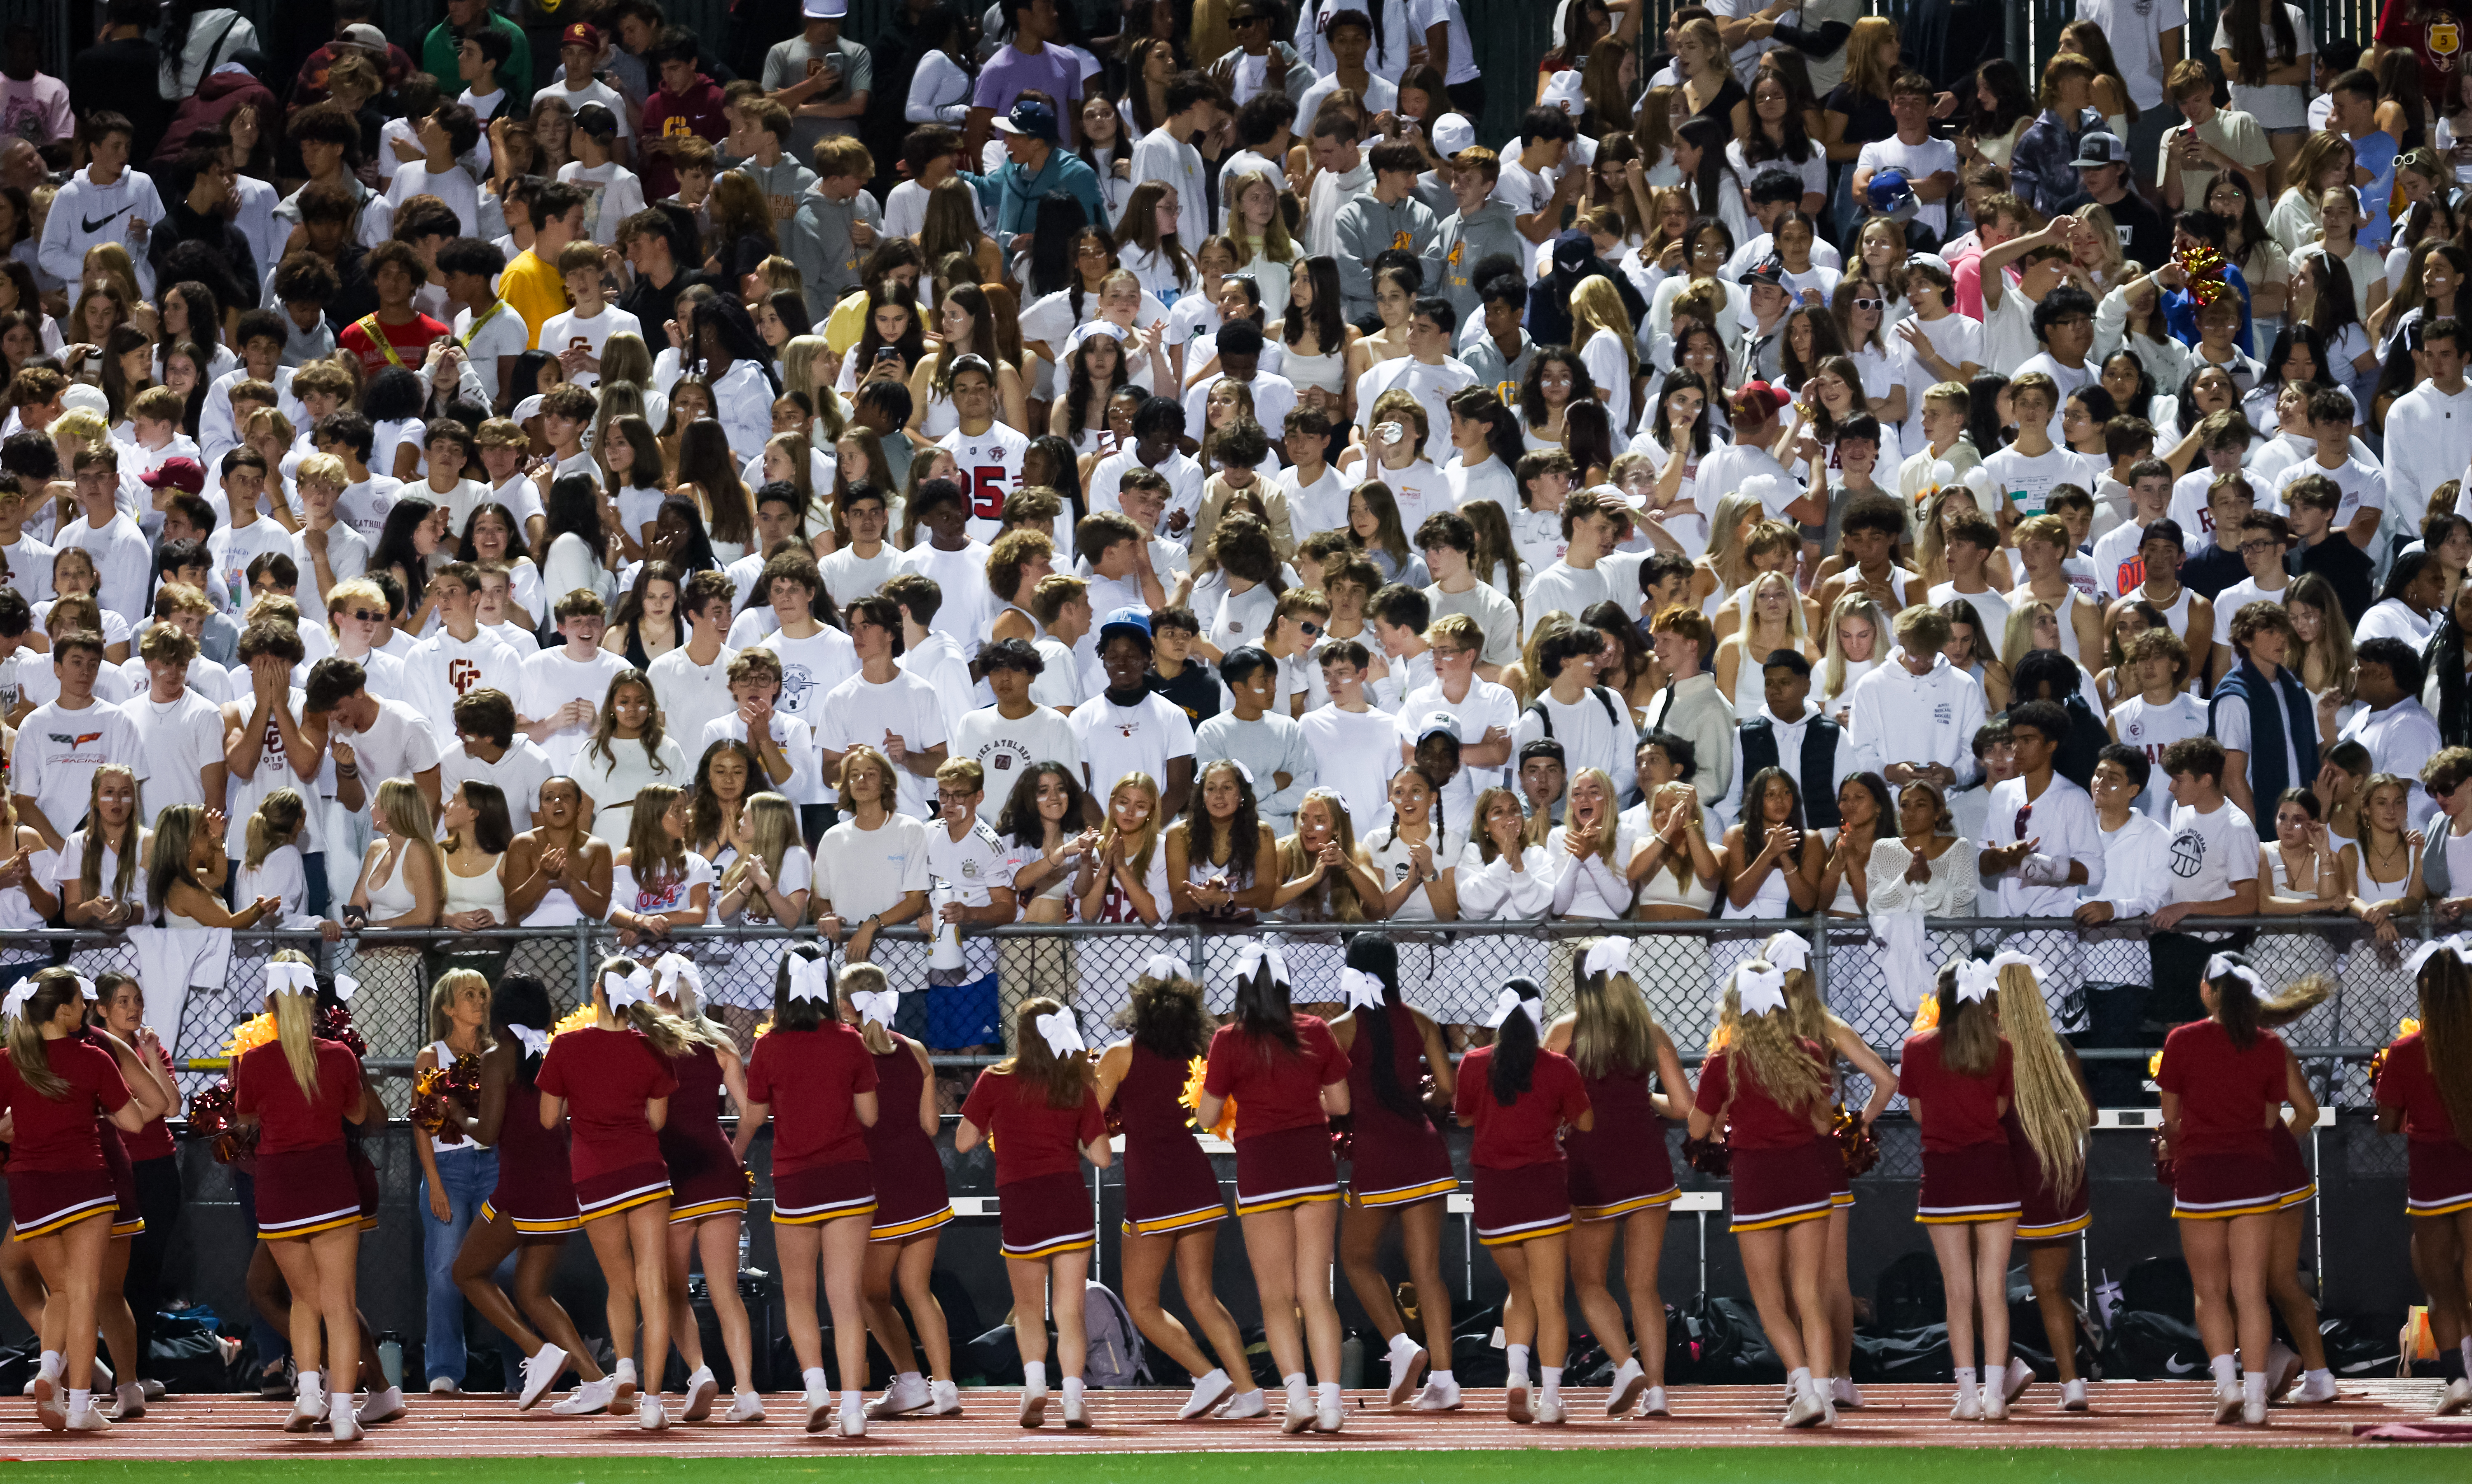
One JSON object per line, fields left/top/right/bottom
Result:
{"left": 2237, "top": 539, "right": 2282, "bottom": 555}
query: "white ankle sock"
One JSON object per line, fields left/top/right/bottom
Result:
{"left": 1390, "top": 1331, "right": 1420, "bottom": 1358}
{"left": 2243, "top": 1372, "right": 2267, "bottom": 1405}
{"left": 1428, "top": 1369, "right": 1453, "bottom": 1385}
{"left": 2210, "top": 1354, "right": 2238, "bottom": 1387}
{"left": 38, "top": 1351, "right": 59, "bottom": 1379}
{"left": 1064, "top": 1377, "right": 1086, "bottom": 1400}
{"left": 67, "top": 1388, "right": 89, "bottom": 1415}
{"left": 1787, "top": 1365, "right": 1811, "bottom": 1388}
{"left": 1541, "top": 1366, "right": 1562, "bottom": 1395}
{"left": 841, "top": 1389, "right": 861, "bottom": 1408}
{"left": 1956, "top": 1366, "right": 1978, "bottom": 1389}
{"left": 1317, "top": 1380, "right": 1340, "bottom": 1406}
{"left": 1024, "top": 1361, "right": 1047, "bottom": 1391}
{"left": 298, "top": 1369, "right": 321, "bottom": 1398}
{"left": 2304, "top": 1367, "right": 2332, "bottom": 1387}
{"left": 1196, "top": 1367, "right": 1228, "bottom": 1389}
{"left": 615, "top": 1359, "right": 637, "bottom": 1384}
{"left": 803, "top": 1367, "right": 829, "bottom": 1393}
{"left": 1506, "top": 1344, "right": 1531, "bottom": 1384}
{"left": 899, "top": 1370, "right": 921, "bottom": 1386}
{"left": 1283, "top": 1371, "right": 1308, "bottom": 1395}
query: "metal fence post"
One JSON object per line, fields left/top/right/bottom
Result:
{"left": 574, "top": 921, "right": 596, "bottom": 1010}
{"left": 1807, "top": 910, "right": 1831, "bottom": 1014}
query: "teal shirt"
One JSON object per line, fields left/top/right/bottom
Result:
{"left": 422, "top": 14, "right": 533, "bottom": 111}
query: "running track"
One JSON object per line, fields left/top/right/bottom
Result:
{"left": 0, "top": 1380, "right": 2450, "bottom": 1457}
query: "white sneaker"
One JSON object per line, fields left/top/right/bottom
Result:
{"left": 803, "top": 1388, "right": 832, "bottom": 1435}
{"left": 1534, "top": 1392, "right": 1566, "bottom": 1425}
{"left": 1604, "top": 1358, "right": 1647, "bottom": 1416}
{"left": 1315, "top": 1390, "right": 1344, "bottom": 1432}
{"left": 65, "top": 1405, "right": 110, "bottom": 1433}
{"left": 2002, "top": 1356, "right": 2034, "bottom": 1403}
{"left": 1981, "top": 1382, "right": 2007, "bottom": 1422}
{"left": 680, "top": 1366, "right": 718, "bottom": 1422}
{"left": 140, "top": 1380, "right": 165, "bottom": 1403}
{"left": 1019, "top": 1384, "right": 1050, "bottom": 1428}
{"left": 1637, "top": 1385, "right": 1670, "bottom": 1417}
{"left": 33, "top": 1373, "right": 63, "bottom": 1431}
{"left": 928, "top": 1379, "right": 962, "bottom": 1416}
{"left": 356, "top": 1385, "right": 405, "bottom": 1425}
{"left": 108, "top": 1382, "right": 145, "bottom": 1420}
{"left": 725, "top": 1391, "right": 765, "bottom": 1423}
{"left": 1782, "top": 1381, "right": 1829, "bottom": 1429}
{"left": 1215, "top": 1388, "right": 1267, "bottom": 1419}
{"left": 1177, "top": 1370, "right": 1234, "bottom": 1420}
{"left": 329, "top": 1403, "right": 360, "bottom": 1444}
{"left": 518, "top": 1346, "right": 567, "bottom": 1411}
{"left": 283, "top": 1391, "right": 326, "bottom": 1433}
{"left": 2213, "top": 1384, "right": 2243, "bottom": 1423}
{"left": 2061, "top": 1378, "right": 2090, "bottom": 1411}
{"left": 2292, "top": 1370, "right": 2339, "bottom": 1405}
{"left": 841, "top": 1400, "right": 868, "bottom": 1438}
{"left": 637, "top": 1396, "right": 669, "bottom": 1431}
{"left": 1505, "top": 1377, "right": 1532, "bottom": 1423}
{"left": 867, "top": 1374, "right": 932, "bottom": 1419}
{"left": 550, "top": 1376, "right": 616, "bottom": 1416}
{"left": 428, "top": 1376, "right": 460, "bottom": 1395}
{"left": 2437, "top": 1377, "right": 2472, "bottom": 1416}
{"left": 610, "top": 1368, "right": 639, "bottom": 1416}
{"left": 2265, "top": 1342, "right": 2299, "bottom": 1400}
{"left": 1064, "top": 1388, "right": 1091, "bottom": 1430}
{"left": 1951, "top": 1384, "right": 1981, "bottom": 1421}
{"left": 1412, "top": 1375, "right": 1463, "bottom": 1411}
{"left": 1831, "top": 1375, "right": 1864, "bottom": 1409}
{"left": 1386, "top": 1342, "right": 1428, "bottom": 1406}
{"left": 2243, "top": 1391, "right": 2269, "bottom": 1427}
{"left": 1279, "top": 1390, "right": 1314, "bottom": 1433}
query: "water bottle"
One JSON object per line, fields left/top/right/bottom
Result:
{"left": 1339, "top": 1333, "right": 1364, "bottom": 1389}
{"left": 738, "top": 1219, "right": 754, "bottom": 1277}
{"left": 376, "top": 1333, "right": 403, "bottom": 1391}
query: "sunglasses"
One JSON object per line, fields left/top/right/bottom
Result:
{"left": 1297, "top": 620, "right": 1324, "bottom": 637}
{"left": 1852, "top": 297, "right": 1884, "bottom": 311}
{"left": 342, "top": 608, "right": 383, "bottom": 624}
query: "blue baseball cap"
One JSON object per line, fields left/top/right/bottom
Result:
{"left": 994, "top": 98, "right": 1060, "bottom": 143}
{"left": 1098, "top": 606, "right": 1153, "bottom": 650}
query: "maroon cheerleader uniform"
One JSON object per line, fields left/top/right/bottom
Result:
{"left": 2377, "top": 1031, "right": 2472, "bottom": 1217}
{"left": 1696, "top": 1037, "right": 1836, "bottom": 1233}
{"left": 75, "top": 1030, "right": 148, "bottom": 1237}
{"left": 864, "top": 1037, "right": 954, "bottom": 1241}
{"left": 662, "top": 1041, "right": 750, "bottom": 1223}
{"left": 2006, "top": 1044, "right": 2093, "bottom": 1242}
{"left": 2269, "top": 1122, "right": 2315, "bottom": 1208}
{"left": 1453, "top": 1045, "right": 1591, "bottom": 1246}
{"left": 481, "top": 1054, "right": 582, "bottom": 1235}
{"left": 233, "top": 1037, "right": 366, "bottom": 1240}
{"left": 2154, "top": 1018, "right": 2289, "bottom": 1220}
{"left": 1899, "top": 1030, "right": 2021, "bottom": 1224}
{"left": 0, "top": 1038, "right": 132, "bottom": 1238}
{"left": 536, "top": 1024, "right": 679, "bottom": 1219}
{"left": 746, "top": 1021, "right": 879, "bottom": 1226}
{"left": 960, "top": 1067, "right": 1105, "bottom": 1259}
{"left": 1343, "top": 1001, "right": 1456, "bottom": 1207}
{"left": 1116, "top": 1041, "right": 1225, "bottom": 1238}
{"left": 1565, "top": 1057, "right": 1680, "bottom": 1221}
{"left": 1202, "top": 1014, "right": 1352, "bottom": 1215}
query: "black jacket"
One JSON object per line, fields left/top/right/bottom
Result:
{"left": 149, "top": 196, "right": 262, "bottom": 310}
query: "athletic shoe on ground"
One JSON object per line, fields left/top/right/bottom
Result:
{"left": 108, "top": 1382, "right": 144, "bottom": 1420}
{"left": 928, "top": 1379, "right": 962, "bottom": 1415}
{"left": 1315, "top": 1391, "right": 1344, "bottom": 1432}
{"left": 1064, "top": 1390, "right": 1091, "bottom": 1430}
{"left": 356, "top": 1385, "right": 405, "bottom": 1425}
{"left": 1636, "top": 1385, "right": 1670, "bottom": 1417}
{"left": 1505, "top": 1378, "right": 1532, "bottom": 1423}
{"left": 1604, "top": 1358, "right": 1646, "bottom": 1416}
{"left": 2002, "top": 1356, "right": 2034, "bottom": 1403}
{"left": 2061, "top": 1379, "right": 2090, "bottom": 1411}
{"left": 140, "top": 1379, "right": 166, "bottom": 1402}
{"left": 2265, "top": 1342, "right": 2299, "bottom": 1400}
{"left": 609, "top": 1369, "right": 638, "bottom": 1416}
{"left": 551, "top": 1377, "right": 618, "bottom": 1416}
{"left": 1178, "top": 1370, "right": 1233, "bottom": 1420}
{"left": 329, "top": 1404, "right": 360, "bottom": 1444}
{"left": 1412, "top": 1374, "right": 1462, "bottom": 1411}
{"left": 1386, "top": 1344, "right": 1428, "bottom": 1406}
{"left": 868, "top": 1374, "right": 931, "bottom": 1419}
{"left": 725, "top": 1391, "right": 765, "bottom": 1423}
{"left": 2437, "top": 1377, "right": 2472, "bottom": 1416}
{"left": 1534, "top": 1393, "right": 1566, "bottom": 1425}
{"left": 282, "top": 1391, "right": 325, "bottom": 1433}
{"left": 681, "top": 1367, "right": 718, "bottom": 1422}
{"left": 65, "top": 1405, "right": 110, "bottom": 1432}
{"left": 1831, "top": 1375, "right": 1864, "bottom": 1408}
{"left": 428, "top": 1377, "right": 459, "bottom": 1395}
{"left": 1019, "top": 1384, "right": 1050, "bottom": 1428}
{"left": 1782, "top": 1382, "right": 1829, "bottom": 1429}
{"left": 1951, "top": 1384, "right": 1982, "bottom": 1421}
{"left": 802, "top": 1388, "right": 831, "bottom": 1435}
{"left": 1215, "top": 1388, "right": 1267, "bottom": 1419}
{"left": 1279, "top": 1391, "right": 1314, "bottom": 1433}
{"left": 1981, "top": 1382, "right": 2007, "bottom": 1422}
{"left": 518, "top": 1346, "right": 566, "bottom": 1411}
{"left": 2242, "top": 1392, "right": 2269, "bottom": 1427}
{"left": 841, "top": 1400, "right": 867, "bottom": 1438}
{"left": 637, "top": 1396, "right": 669, "bottom": 1431}
{"left": 2213, "top": 1384, "right": 2243, "bottom": 1423}
{"left": 2291, "top": 1370, "right": 2338, "bottom": 1405}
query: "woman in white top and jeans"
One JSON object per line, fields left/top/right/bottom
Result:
{"left": 412, "top": 968, "right": 497, "bottom": 1394}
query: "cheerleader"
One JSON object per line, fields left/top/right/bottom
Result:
{"left": 1993, "top": 952, "right": 2097, "bottom": 1413}
{"left": 836, "top": 963, "right": 962, "bottom": 1422}
{"left": 2380, "top": 939, "right": 2472, "bottom": 1414}
{"left": 731, "top": 946, "right": 881, "bottom": 1437}
{"left": 1092, "top": 954, "right": 1257, "bottom": 1421}
{"left": 2255, "top": 970, "right": 2338, "bottom": 1406}
{"left": 2152, "top": 952, "right": 2321, "bottom": 1426}
{"left": 1901, "top": 958, "right": 2023, "bottom": 1421}
{"left": 1545, "top": 939, "right": 1694, "bottom": 1418}
{"left": 1, "top": 969, "right": 159, "bottom": 1432}
{"left": 229, "top": 954, "right": 382, "bottom": 1443}
{"left": 1454, "top": 979, "right": 1593, "bottom": 1424}
{"left": 956, "top": 995, "right": 1112, "bottom": 1430}
{"left": 440, "top": 974, "right": 614, "bottom": 1415}
{"left": 1195, "top": 944, "right": 1353, "bottom": 1434}
{"left": 1330, "top": 933, "right": 1460, "bottom": 1411}
{"left": 536, "top": 958, "right": 689, "bottom": 1430}
{"left": 93, "top": 973, "right": 179, "bottom": 1415}
{"left": 648, "top": 953, "right": 761, "bottom": 1424}
{"left": 44, "top": 976, "right": 163, "bottom": 1421}
{"left": 1690, "top": 956, "right": 1839, "bottom": 1428}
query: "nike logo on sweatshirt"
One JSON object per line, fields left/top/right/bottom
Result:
{"left": 80, "top": 204, "right": 131, "bottom": 236}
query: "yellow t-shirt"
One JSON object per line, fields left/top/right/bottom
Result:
{"left": 499, "top": 249, "right": 571, "bottom": 350}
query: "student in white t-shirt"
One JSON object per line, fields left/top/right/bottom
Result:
{"left": 517, "top": 589, "right": 630, "bottom": 771}
{"left": 815, "top": 594, "right": 950, "bottom": 820}
{"left": 1067, "top": 610, "right": 1197, "bottom": 818}
{"left": 555, "top": 103, "right": 648, "bottom": 244}
{"left": 2149, "top": 734, "right": 2263, "bottom": 1014}
{"left": 386, "top": 103, "right": 488, "bottom": 237}
{"left": 538, "top": 241, "right": 645, "bottom": 391}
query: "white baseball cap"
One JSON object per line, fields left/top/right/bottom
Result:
{"left": 803, "top": 0, "right": 848, "bottom": 17}
{"left": 1429, "top": 112, "right": 1475, "bottom": 157}
{"left": 1541, "top": 70, "right": 1585, "bottom": 117}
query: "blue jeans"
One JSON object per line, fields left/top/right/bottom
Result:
{"left": 420, "top": 1145, "right": 500, "bottom": 1386}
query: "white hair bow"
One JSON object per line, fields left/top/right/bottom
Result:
{"left": 74, "top": 975, "right": 96, "bottom": 1002}
{"left": 785, "top": 954, "right": 835, "bottom": 1004}
{"left": 505, "top": 1024, "right": 550, "bottom": 1059}
{"left": 2404, "top": 935, "right": 2472, "bottom": 977}
{"left": 653, "top": 951, "right": 702, "bottom": 1004}
{"left": 1486, "top": 986, "right": 1539, "bottom": 1030}
{"left": 1953, "top": 958, "right": 1999, "bottom": 1004}
{"left": 2203, "top": 954, "right": 2263, "bottom": 994}
{"left": 1141, "top": 951, "right": 1191, "bottom": 984}
{"left": 1581, "top": 938, "right": 1631, "bottom": 981}
{"left": 1736, "top": 962, "right": 1788, "bottom": 1017}
{"left": 603, "top": 962, "right": 654, "bottom": 1010}
{"left": 1763, "top": 932, "right": 1812, "bottom": 974}
{"left": 333, "top": 974, "right": 359, "bottom": 1003}
{"left": 1339, "top": 966, "right": 1386, "bottom": 1011}
{"left": 1230, "top": 939, "right": 1290, "bottom": 987}
{"left": 1035, "top": 1010, "right": 1085, "bottom": 1058}
{"left": 267, "top": 961, "right": 318, "bottom": 998}
{"left": 852, "top": 986, "right": 899, "bottom": 1028}
{"left": 1, "top": 978, "right": 35, "bottom": 1021}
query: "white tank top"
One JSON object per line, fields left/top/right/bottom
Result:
{"left": 442, "top": 852, "right": 506, "bottom": 922}
{"left": 2357, "top": 836, "right": 2418, "bottom": 899}
{"left": 365, "top": 841, "right": 422, "bottom": 919}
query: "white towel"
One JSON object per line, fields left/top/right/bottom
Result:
{"left": 126, "top": 925, "right": 234, "bottom": 1059}
{"left": 1870, "top": 911, "right": 1929, "bottom": 1019}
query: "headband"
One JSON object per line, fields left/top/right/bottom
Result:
{"left": 1230, "top": 939, "right": 1290, "bottom": 988}
{"left": 1736, "top": 962, "right": 1787, "bottom": 1017}
{"left": 1339, "top": 966, "right": 1386, "bottom": 1011}
{"left": 602, "top": 961, "right": 653, "bottom": 1010}
{"left": 1035, "top": 1010, "right": 1085, "bottom": 1059}
{"left": 1486, "top": 987, "right": 1539, "bottom": 1031}
{"left": 505, "top": 1023, "right": 550, "bottom": 1059}
{"left": 785, "top": 953, "right": 835, "bottom": 1004}
{"left": 1581, "top": 938, "right": 1630, "bottom": 980}
{"left": 1763, "top": 931, "right": 1812, "bottom": 974}
{"left": 267, "top": 961, "right": 318, "bottom": 998}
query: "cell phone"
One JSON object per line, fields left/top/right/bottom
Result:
{"left": 875, "top": 346, "right": 901, "bottom": 364}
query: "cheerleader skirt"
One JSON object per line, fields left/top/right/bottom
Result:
{"left": 1567, "top": 1125, "right": 1679, "bottom": 1222}
{"left": 868, "top": 1148, "right": 954, "bottom": 1242}
{"left": 1233, "top": 1123, "right": 1340, "bottom": 1215}
{"left": 2009, "top": 1132, "right": 2091, "bottom": 1242}
{"left": 5, "top": 1167, "right": 118, "bottom": 1238}
{"left": 254, "top": 1145, "right": 365, "bottom": 1240}
{"left": 99, "top": 1125, "right": 144, "bottom": 1238}
{"left": 2269, "top": 1124, "right": 2316, "bottom": 1209}
{"left": 348, "top": 1143, "right": 380, "bottom": 1232}
{"left": 1472, "top": 1161, "right": 1573, "bottom": 1246}
{"left": 663, "top": 1124, "right": 750, "bottom": 1224}
{"left": 772, "top": 1160, "right": 877, "bottom": 1226}
{"left": 481, "top": 1158, "right": 583, "bottom": 1236}
{"left": 2408, "top": 1138, "right": 2472, "bottom": 1218}
{"left": 1346, "top": 1106, "right": 1456, "bottom": 1208}
{"left": 998, "top": 1169, "right": 1096, "bottom": 1260}
{"left": 1916, "top": 1141, "right": 2023, "bottom": 1224}
{"left": 2171, "top": 1149, "right": 2285, "bottom": 1220}
{"left": 1828, "top": 1135, "right": 1855, "bottom": 1210}
{"left": 1728, "top": 1140, "right": 1840, "bottom": 1232}
{"left": 1120, "top": 1134, "right": 1227, "bottom": 1238}
{"left": 574, "top": 1160, "right": 674, "bottom": 1220}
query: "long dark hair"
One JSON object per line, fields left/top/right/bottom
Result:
{"left": 369, "top": 494, "right": 440, "bottom": 589}
{"left": 1743, "top": 764, "right": 1806, "bottom": 830}
{"left": 1063, "top": 328, "right": 1131, "bottom": 441}
{"left": 1025, "top": 192, "right": 1090, "bottom": 299}
{"left": 1966, "top": 58, "right": 2036, "bottom": 140}
{"left": 1187, "top": 757, "right": 1263, "bottom": 885}
{"left": 1742, "top": 68, "right": 1817, "bottom": 166}
{"left": 491, "top": 974, "right": 554, "bottom": 1082}
{"left": 2302, "top": 248, "right": 2364, "bottom": 340}
{"left": 653, "top": 494, "right": 721, "bottom": 574}
{"left": 1648, "top": 368, "right": 1714, "bottom": 458}
{"left": 1232, "top": 958, "right": 1302, "bottom": 1059}
{"left": 995, "top": 761, "right": 1090, "bottom": 845}
{"left": 2432, "top": 592, "right": 2472, "bottom": 747}
{"left": 543, "top": 472, "right": 609, "bottom": 567}
{"left": 1283, "top": 255, "right": 1346, "bottom": 353}
{"left": 1345, "top": 934, "right": 1423, "bottom": 1121}
{"left": 1676, "top": 115, "right": 1734, "bottom": 219}
{"left": 854, "top": 284, "right": 927, "bottom": 372}
{"left": 689, "top": 294, "right": 783, "bottom": 397}
{"left": 1966, "top": 372, "right": 2012, "bottom": 454}
{"left": 1487, "top": 977, "right": 1544, "bottom": 1106}
{"left": 2222, "top": 0, "right": 2299, "bottom": 86}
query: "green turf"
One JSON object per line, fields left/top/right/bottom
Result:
{"left": 0, "top": 1450, "right": 2447, "bottom": 1484}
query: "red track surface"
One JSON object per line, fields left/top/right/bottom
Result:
{"left": 0, "top": 1380, "right": 2449, "bottom": 1457}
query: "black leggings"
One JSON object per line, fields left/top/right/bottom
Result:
{"left": 124, "top": 1154, "right": 184, "bottom": 1372}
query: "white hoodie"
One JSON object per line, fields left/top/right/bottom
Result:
{"left": 1843, "top": 648, "right": 1989, "bottom": 788}
{"left": 39, "top": 165, "right": 164, "bottom": 301}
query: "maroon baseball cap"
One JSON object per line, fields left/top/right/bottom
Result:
{"left": 562, "top": 22, "right": 602, "bottom": 49}
{"left": 140, "top": 457, "right": 205, "bottom": 493}
{"left": 1732, "top": 381, "right": 1788, "bottom": 421}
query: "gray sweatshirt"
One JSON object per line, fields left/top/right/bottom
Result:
{"left": 1332, "top": 191, "right": 1438, "bottom": 321}
{"left": 1193, "top": 709, "right": 1318, "bottom": 837}
{"left": 783, "top": 186, "right": 885, "bottom": 321}
{"left": 1427, "top": 200, "right": 1525, "bottom": 328}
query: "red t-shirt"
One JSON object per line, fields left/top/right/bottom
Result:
{"left": 959, "top": 1067, "right": 1104, "bottom": 1185}
{"left": 2376, "top": 1031, "right": 2460, "bottom": 1143}
{"left": 337, "top": 311, "right": 451, "bottom": 377}
{"left": 121, "top": 1041, "right": 177, "bottom": 1162}
{"left": 745, "top": 1023, "right": 880, "bottom": 1173}
{"left": 1454, "top": 1045, "right": 1591, "bottom": 1169}
{"left": 536, "top": 1024, "right": 679, "bottom": 1182}
{"left": 232, "top": 1038, "right": 362, "bottom": 1156}
{"left": 2378, "top": 0, "right": 2472, "bottom": 104}
{"left": 1692, "top": 1038, "right": 1831, "bottom": 1150}
{"left": 2154, "top": 1018, "right": 2286, "bottom": 1157}
{"left": 0, "top": 1038, "right": 129, "bottom": 1172}
{"left": 1898, "top": 1031, "right": 2016, "bottom": 1150}
{"left": 1203, "top": 1015, "right": 1351, "bottom": 1142}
